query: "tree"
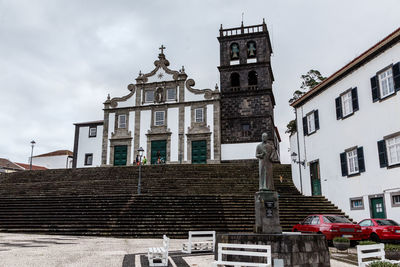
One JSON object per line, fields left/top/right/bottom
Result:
{"left": 286, "top": 70, "right": 326, "bottom": 135}
{"left": 288, "top": 69, "right": 326, "bottom": 105}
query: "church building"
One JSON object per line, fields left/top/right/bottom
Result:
{"left": 72, "top": 20, "right": 280, "bottom": 168}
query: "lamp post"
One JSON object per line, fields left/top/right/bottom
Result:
{"left": 137, "top": 147, "right": 144, "bottom": 195}
{"left": 291, "top": 152, "right": 305, "bottom": 166}
{"left": 29, "top": 140, "right": 36, "bottom": 170}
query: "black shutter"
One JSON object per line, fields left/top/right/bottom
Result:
{"left": 371, "top": 76, "right": 380, "bottom": 102}
{"left": 314, "top": 110, "right": 319, "bottom": 130}
{"left": 352, "top": 87, "right": 359, "bottom": 112}
{"left": 377, "top": 140, "right": 388, "bottom": 168}
{"left": 357, "top": 147, "right": 365, "bottom": 173}
{"left": 340, "top": 152, "right": 348, "bottom": 176}
{"left": 335, "top": 97, "right": 342, "bottom": 120}
{"left": 393, "top": 62, "right": 400, "bottom": 92}
{"left": 303, "top": 117, "right": 308, "bottom": 136}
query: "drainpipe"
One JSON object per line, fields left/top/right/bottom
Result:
{"left": 295, "top": 108, "right": 303, "bottom": 194}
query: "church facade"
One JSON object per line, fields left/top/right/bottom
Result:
{"left": 72, "top": 21, "right": 280, "bottom": 168}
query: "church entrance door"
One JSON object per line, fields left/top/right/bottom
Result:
{"left": 114, "top": 145, "right": 127, "bottom": 166}
{"left": 192, "top": 140, "right": 207, "bottom": 164}
{"left": 151, "top": 140, "right": 166, "bottom": 164}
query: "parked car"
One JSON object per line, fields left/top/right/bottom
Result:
{"left": 292, "top": 214, "right": 363, "bottom": 242}
{"left": 358, "top": 218, "right": 400, "bottom": 243}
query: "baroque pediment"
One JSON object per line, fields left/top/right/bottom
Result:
{"left": 135, "top": 53, "right": 185, "bottom": 84}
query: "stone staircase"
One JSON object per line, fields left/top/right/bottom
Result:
{"left": 0, "top": 163, "right": 346, "bottom": 238}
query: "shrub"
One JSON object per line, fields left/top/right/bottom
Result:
{"left": 333, "top": 237, "right": 350, "bottom": 243}
{"left": 385, "top": 244, "right": 400, "bottom": 251}
{"left": 359, "top": 240, "right": 377, "bottom": 245}
{"left": 367, "top": 261, "right": 400, "bottom": 267}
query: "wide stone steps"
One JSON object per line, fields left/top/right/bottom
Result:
{"left": 0, "top": 163, "right": 348, "bottom": 237}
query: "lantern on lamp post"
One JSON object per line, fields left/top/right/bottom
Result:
{"left": 29, "top": 140, "right": 36, "bottom": 170}
{"left": 137, "top": 147, "right": 144, "bottom": 195}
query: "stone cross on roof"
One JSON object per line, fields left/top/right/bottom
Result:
{"left": 159, "top": 44, "right": 166, "bottom": 54}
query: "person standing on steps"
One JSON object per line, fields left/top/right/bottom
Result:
{"left": 143, "top": 156, "right": 147, "bottom": 165}
{"left": 157, "top": 150, "right": 161, "bottom": 164}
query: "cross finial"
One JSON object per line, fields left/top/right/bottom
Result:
{"left": 159, "top": 44, "right": 166, "bottom": 54}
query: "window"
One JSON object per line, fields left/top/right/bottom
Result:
{"left": 307, "top": 113, "right": 315, "bottom": 134}
{"left": 378, "top": 134, "right": 400, "bottom": 168}
{"left": 118, "top": 114, "right": 126, "bottom": 128}
{"left": 166, "top": 88, "right": 176, "bottom": 101}
{"left": 340, "top": 147, "right": 365, "bottom": 177}
{"left": 195, "top": 108, "right": 203, "bottom": 123}
{"left": 311, "top": 216, "right": 320, "bottom": 225}
{"left": 359, "top": 220, "right": 373, "bottom": 227}
{"left": 154, "top": 111, "right": 165, "bottom": 126}
{"left": 247, "top": 41, "right": 256, "bottom": 58}
{"left": 242, "top": 124, "right": 250, "bottom": 137}
{"left": 248, "top": 71, "right": 258, "bottom": 86}
{"left": 350, "top": 198, "right": 364, "bottom": 210}
{"left": 230, "top": 73, "right": 240, "bottom": 88}
{"left": 387, "top": 136, "right": 400, "bottom": 166}
{"left": 371, "top": 62, "right": 400, "bottom": 102}
{"left": 145, "top": 90, "right": 154, "bottom": 102}
{"left": 336, "top": 88, "right": 359, "bottom": 120}
{"left": 347, "top": 149, "right": 359, "bottom": 175}
{"left": 89, "top": 126, "right": 97, "bottom": 137}
{"left": 84, "top": 154, "right": 93, "bottom": 166}
{"left": 393, "top": 194, "right": 400, "bottom": 207}
{"left": 379, "top": 68, "right": 394, "bottom": 98}
{"left": 302, "top": 216, "right": 313, "bottom": 225}
{"left": 230, "top": 43, "right": 240, "bottom": 60}
{"left": 302, "top": 110, "right": 319, "bottom": 136}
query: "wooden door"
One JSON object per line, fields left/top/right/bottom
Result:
{"left": 192, "top": 140, "right": 207, "bottom": 164}
{"left": 114, "top": 145, "right": 127, "bottom": 166}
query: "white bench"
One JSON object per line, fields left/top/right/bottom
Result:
{"left": 148, "top": 235, "right": 169, "bottom": 267}
{"left": 182, "top": 231, "right": 215, "bottom": 254}
{"left": 212, "top": 243, "right": 272, "bottom": 267}
{"left": 357, "top": 243, "right": 400, "bottom": 267}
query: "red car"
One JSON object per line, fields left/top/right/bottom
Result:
{"left": 292, "top": 214, "right": 363, "bottom": 242}
{"left": 358, "top": 218, "right": 400, "bottom": 243}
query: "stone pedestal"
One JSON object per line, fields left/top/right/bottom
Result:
{"left": 255, "top": 190, "right": 282, "bottom": 234}
{"left": 216, "top": 233, "right": 330, "bottom": 266}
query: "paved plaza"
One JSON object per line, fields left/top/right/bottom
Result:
{"left": 0, "top": 233, "right": 354, "bottom": 266}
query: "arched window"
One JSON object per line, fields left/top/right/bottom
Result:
{"left": 230, "top": 73, "right": 240, "bottom": 87}
{"left": 247, "top": 41, "right": 257, "bottom": 58}
{"left": 230, "top": 43, "right": 240, "bottom": 60}
{"left": 248, "top": 71, "right": 258, "bottom": 86}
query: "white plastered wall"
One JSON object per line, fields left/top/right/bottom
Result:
{"left": 140, "top": 110, "right": 151, "bottom": 157}
{"left": 168, "top": 107, "right": 179, "bottom": 162}
{"left": 221, "top": 142, "right": 258, "bottom": 160}
{"left": 184, "top": 106, "right": 191, "bottom": 161}
{"left": 107, "top": 113, "right": 115, "bottom": 165}
{"left": 76, "top": 125, "right": 103, "bottom": 168}
{"left": 129, "top": 111, "right": 135, "bottom": 163}
{"left": 207, "top": 104, "right": 214, "bottom": 160}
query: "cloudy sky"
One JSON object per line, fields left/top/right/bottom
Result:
{"left": 0, "top": 0, "right": 399, "bottom": 164}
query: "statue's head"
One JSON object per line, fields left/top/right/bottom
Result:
{"left": 261, "top": 133, "right": 268, "bottom": 142}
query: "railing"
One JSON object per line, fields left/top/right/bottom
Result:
{"left": 220, "top": 24, "right": 266, "bottom": 37}
{"left": 224, "top": 85, "right": 259, "bottom": 93}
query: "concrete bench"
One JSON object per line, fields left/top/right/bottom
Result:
{"left": 148, "top": 235, "right": 169, "bottom": 267}
{"left": 357, "top": 243, "right": 400, "bottom": 267}
{"left": 212, "top": 243, "right": 272, "bottom": 267}
{"left": 182, "top": 231, "right": 215, "bottom": 254}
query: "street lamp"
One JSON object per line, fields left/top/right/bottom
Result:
{"left": 137, "top": 147, "right": 144, "bottom": 195}
{"left": 291, "top": 152, "right": 305, "bottom": 167}
{"left": 29, "top": 140, "right": 36, "bottom": 170}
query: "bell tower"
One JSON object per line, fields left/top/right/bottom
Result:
{"left": 218, "top": 20, "right": 275, "bottom": 146}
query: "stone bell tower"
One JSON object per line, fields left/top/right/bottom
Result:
{"left": 218, "top": 20, "right": 275, "bottom": 145}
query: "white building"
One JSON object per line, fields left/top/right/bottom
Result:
{"left": 290, "top": 27, "right": 400, "bottom": 222}
{"left": 72, "top": 120, "right": 104, "bottom": 168}
{"left": 32, "top": 150, "right": 73, "bottom": 169}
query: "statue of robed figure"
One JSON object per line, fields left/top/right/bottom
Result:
{"left": 255, "top": 133, "right": 278, "bottom": 191}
